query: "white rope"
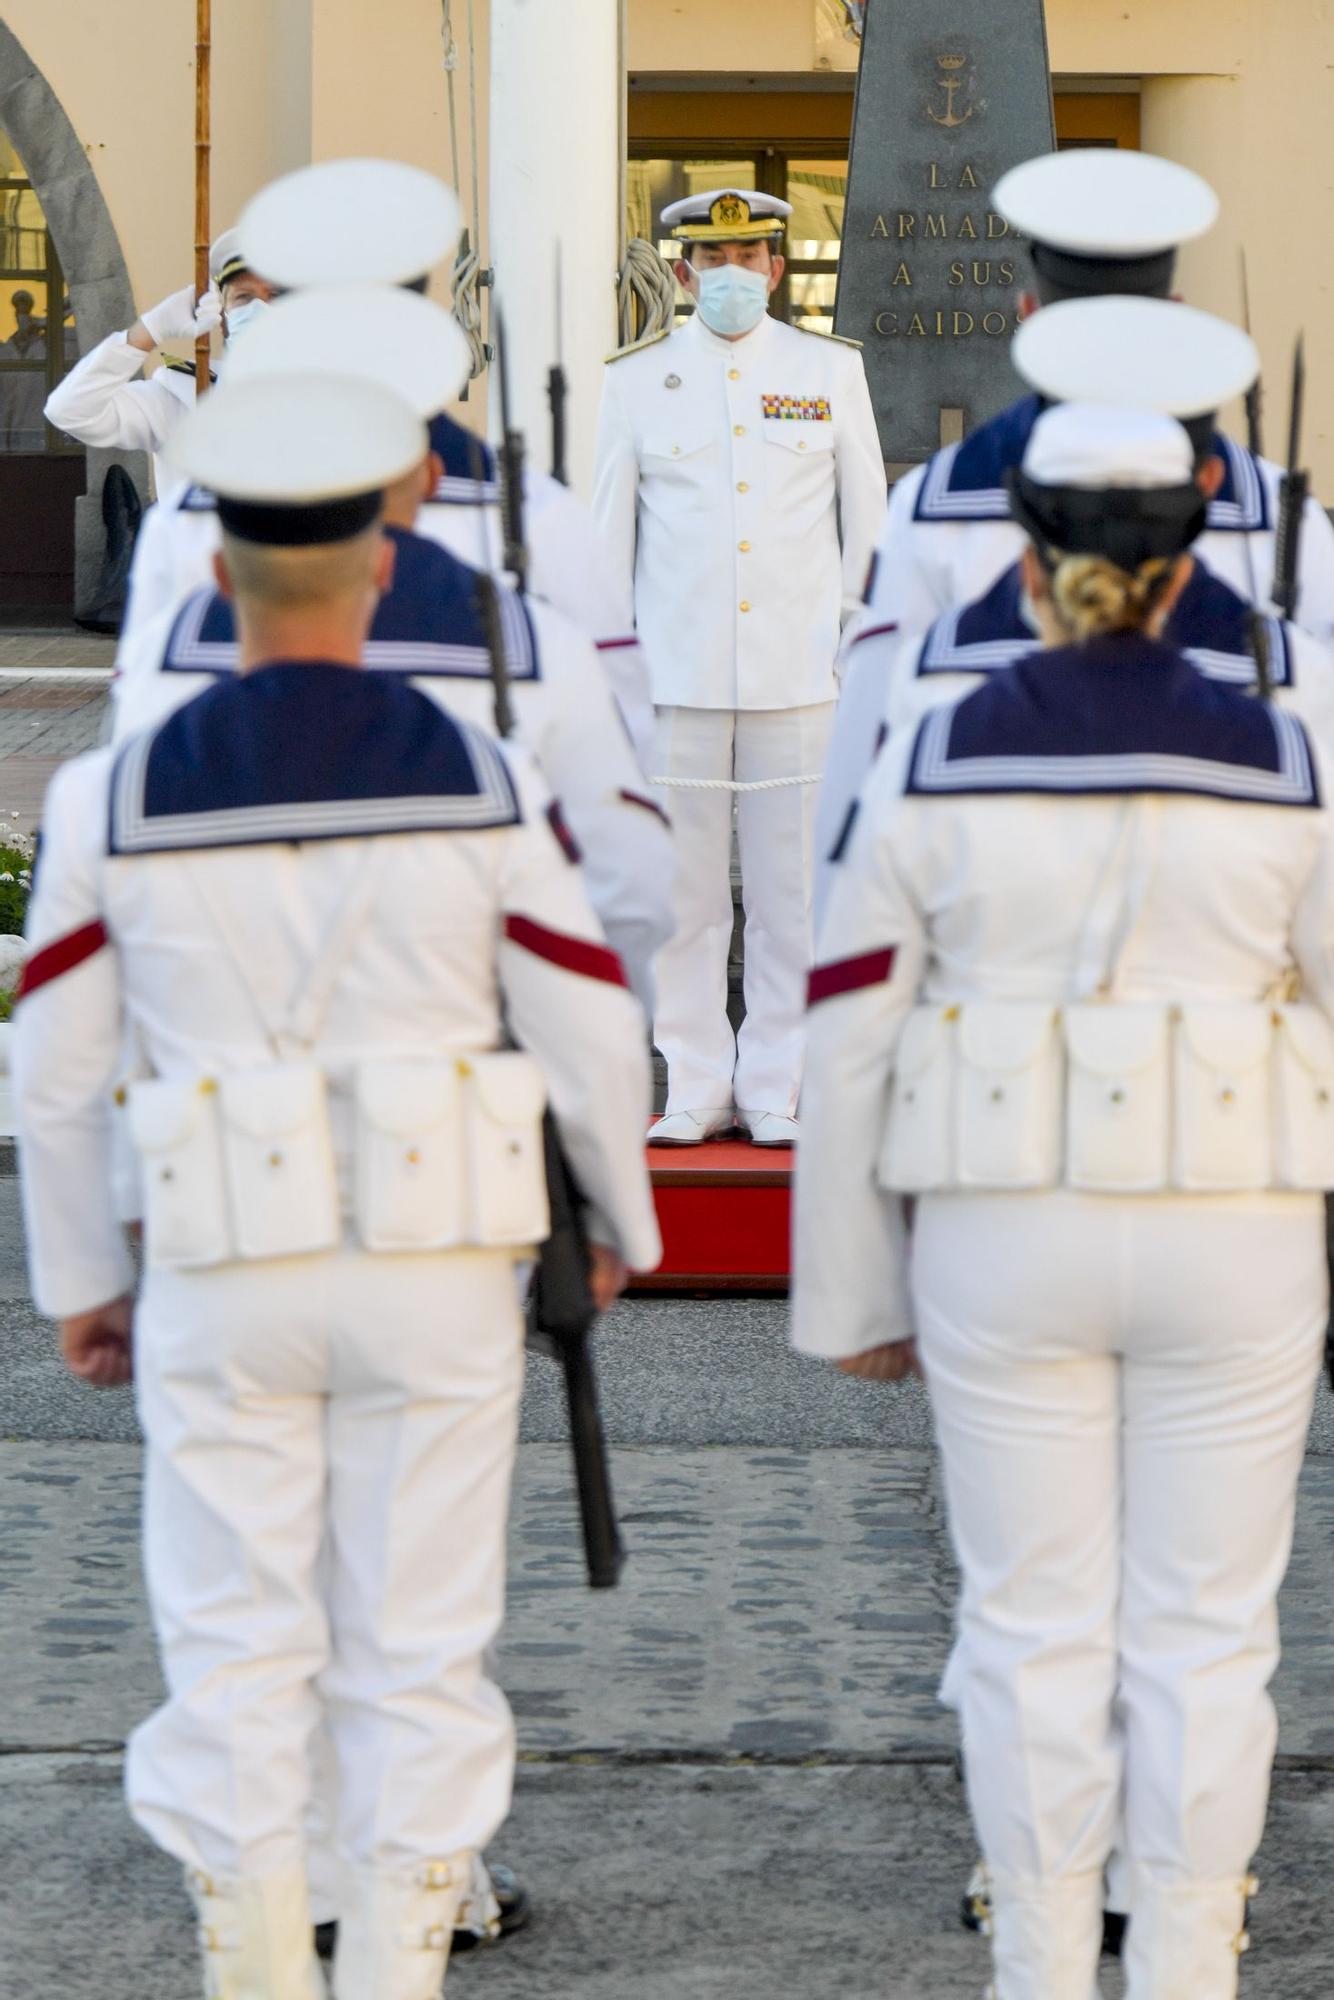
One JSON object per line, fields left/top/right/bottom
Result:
{"left": 441, "top": 0, "right": 488, "bottom": 382}
{"left": 650, "top": 774, "right": 823, "bottom": 792}
{"left": 617, "top": 237, "right": 676, "bottom": 348}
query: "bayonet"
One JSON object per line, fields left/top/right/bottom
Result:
{"left": 547, "top": 244, "right": 569, "bottom": 486}
{"left": 1239, "top": 251, "right": 1263, "bottom": 459}
{"left": 1272, "top": 335, "right": 1309, "bottom": 623}
{"left": 493, "top": 307, "right": 528, "bottom": 592}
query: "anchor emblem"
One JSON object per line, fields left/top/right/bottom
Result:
{"left": 926, "top": 53, "right": 974, "bottom": 129}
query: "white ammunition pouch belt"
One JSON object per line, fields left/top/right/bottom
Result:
{"left": 880, "top": 1000, "right": 1334, "bottom": 1195}
{"left": 127, "top": 851, "right": 549, "bottom": 1271}
{"left": 881, "top": 801, "right": 1334, "bottom": 1197}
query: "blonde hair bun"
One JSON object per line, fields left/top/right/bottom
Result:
{"left": 1050, "top": 552, "right": 1177, "bottom": 641}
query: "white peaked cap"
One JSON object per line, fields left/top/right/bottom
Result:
{"left": 994, "top": 149, "right": 1219, "bottom": 258}
{"left": 1023, "top": 404, "right": 1196, "bottom": 490}
{"left": 209, "top": 228, "right": 252, "bottom": 285}
{"left": 164, "top": 374, "right": 426, "bottom": 504}
{"left": 1013, "top": 297, "right": 1260, "bottom": 419}
{"left": 222, "top": 285, "right": 470, "bottom": 418}
{"left": 238, "top": 159, "right": 462, "bottom": 289}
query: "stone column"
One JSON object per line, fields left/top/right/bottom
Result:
{"left": 488, "top": 0, "right": 621, "bottom": 498}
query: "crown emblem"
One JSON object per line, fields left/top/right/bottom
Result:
{"left": 937, "top": 54, "right": 967, "bottom": 70}
{"left": 711, "top": 193, "right": 751, "bottom": 229}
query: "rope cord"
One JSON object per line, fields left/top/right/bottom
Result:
{"left": 440, "top": 0, "right": 488, "bottom": 382}
{"left": 650, "top": 774, "right": 823, "bottom": 792}
{"left": 617, "top": 238, "right": 677, "bottom": 348}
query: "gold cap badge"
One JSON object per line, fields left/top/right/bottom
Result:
{"left": 711, "top": 193, "right": 751, "bottom": 230}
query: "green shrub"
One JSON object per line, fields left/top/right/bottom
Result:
{"left": 0, "top": 842, "right": 33, "bottom": 937}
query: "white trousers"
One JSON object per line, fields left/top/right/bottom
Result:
{"left": 126, "top": 1246, "right": 525, "bottom": 1884}
{"left": 651, "top": 702, "right": 835, "bottom": 1117}
{"left": 914, "top": 1190, "right": 1325, "bottom": 1998}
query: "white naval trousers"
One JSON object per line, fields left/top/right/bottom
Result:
{"left": 125, "top": 1245, "right": 525, "bottom": 1885}
{"left": 913, "top": 1190, "right": 1325, "bottom": 2000}
{"left": 651, "top": 701, "right": 836, "bottom": 1117}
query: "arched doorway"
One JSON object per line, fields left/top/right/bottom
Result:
{"left": 0, "top": 22, "right": 141, "bottom": 619}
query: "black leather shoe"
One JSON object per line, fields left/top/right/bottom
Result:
{"left": 451, "top": 1863, "right": 532, "bottom": 1952}
{"left": 312, "top": 1862, "right": 532, "bottom": 1961}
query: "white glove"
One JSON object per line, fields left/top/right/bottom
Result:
{"left": 139, "top": 284, "right": 223, "bottom": 347}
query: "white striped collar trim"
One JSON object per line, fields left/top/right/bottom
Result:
{"left": 430, "top": 474, "right": 501, "bottom": 506}
{"left": 908, "top": 700, "right": 1318, "bottom": 807}
{"left": 108, "top": 718, "right": 519, "bottom": 854}
{"left": 161, "top": 586, "right": 540, "bottom": 683}
{"left": 914, "top": 443, "right": 1010, "bottom": 522}
{"left": 1205, "top": 437, "right": 1269, "bottom": 534}
{"left": 917, "top": 607, "right": 1032, "bottom": 675}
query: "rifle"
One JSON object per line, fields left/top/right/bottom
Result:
{"left": 1239, "top": 252, "right": 1263, "bottom": 460}
{"left": 547, "top": 246, "right": 569, "bottom": 486}
{"left": 469, "top": 322, "right": 626, "bottom": 1591}
{"left": 1273, "top": 336, "right": 1310, "bottom": 623}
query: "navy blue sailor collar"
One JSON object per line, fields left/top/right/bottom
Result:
{"left": 916, "top": 557, "right": 1292, "bottom": 690}
{"left": 906, "top": 634, "right": 1319, "bottom": 808}
{"left": 427, "top": 411, "right": 500, "bottom": 505}
{"left": 108, "top": 661, "right": 520, "bottom": 855}
{"left": 161, "top": 527, "right": 538, "bottom": 684}
{"left": 912, "top": 394, "right": 1271, "bottom": 535}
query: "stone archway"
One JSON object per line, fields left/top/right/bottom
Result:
{"left": 0, "top": 21, "right": 144, "bottom": 611}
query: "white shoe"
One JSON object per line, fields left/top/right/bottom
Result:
{"left": 333, "top": 1855, "right": 471, "bottom": 2000}
{"left": 187, "top": 1864, "right": 326, "bottom": 1999}
{"left": 648, "top": 1107, "right": 735, "bottom": 1146}
{"left": 738, "top": 1110, "right": 799, "bottom": 1146}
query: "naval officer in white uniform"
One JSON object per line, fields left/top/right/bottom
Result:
{"left": 796, "top": 401, "right": 1334, "bottom": 1998}
{"left": 593, "top": 187, "right": 886, "bottom": 1145}
{"left": 42, "top": 228, "right": 279, "bottom": 489}
{"left": 14, "top": 372, "right": 660, "bottom": 2000}
{"left": 859, "top": 149, "right": 1334, "bottom": 647}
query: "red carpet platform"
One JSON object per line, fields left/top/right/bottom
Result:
{"left": 632, "top": 1138, "right": 793, "bottom": 1293}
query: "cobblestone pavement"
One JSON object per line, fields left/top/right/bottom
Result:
{"left": 0, "top": 664, "right": 110, "bottom": 820}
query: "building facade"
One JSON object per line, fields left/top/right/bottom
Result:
{"left": 0, "top": 0, "right": 1329, "bottom": 607}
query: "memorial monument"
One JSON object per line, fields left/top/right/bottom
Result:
{"left": 834, "top": 0, "right": 1056, "bottom": 470}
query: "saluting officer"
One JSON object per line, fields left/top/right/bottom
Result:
{"left": 593, "top": 188, "right": 887, "bottom": 1146}
{"left": 859, "top": 149, "right": 1334, "bottom": 645}
{"left": 113, "top": 284, "right": 673, "bottom": 1015}
{"left": 14, "top": 372, "right": 660, "bottom": 2000}
{"left": 121, "top": 158, "right": 656, "bottom": 774}
{"left": 819, "top": 299, "right": 1334, "bottom": 907}
{"left": 42, "top": 228, "right": 276, "bottom": 486}
{"left": 796, "top": 400, "right": 1334, "bottom": 1997}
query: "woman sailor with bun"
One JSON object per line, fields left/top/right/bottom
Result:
{"left": 794, "top": 400, "right": 1334, "bottom": 1998}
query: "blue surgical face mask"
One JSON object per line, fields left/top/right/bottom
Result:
{"left": 224, "top": 298, "right": 269, "bottom": 346}
{"left": 691, "top": 262, "right": 770, "bottom": 337}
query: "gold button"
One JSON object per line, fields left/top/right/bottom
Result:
{"left": 671, "top": 445, "right": 680, "bottom": 455}
{"left": 736, "top": 480, "right": 749, "bottom": 493}
{"left": 739, "top": 600, "right": 752, "bottom": 613}
{"left": 738, "top": 540, "right": 751, "bottom": 552}
{"left": 268, "top": 1150, "right": 284, "bottom": 1168}
{"left": 728, "top": 368, "right": 740, "bottom": 380}
{"left": 733, "top": 424, "right": 745, "bottom": 437}
{"left": 798, "top": 438, "right": 807, "bottom": 450}
{"left": 406, "top": 1148, "right": 421, "bottom": 1165}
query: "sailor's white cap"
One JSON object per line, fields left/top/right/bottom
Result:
{"left": 1014, "top": 297, "right": 1259, "bottom": 420}
{"left": 238, "top": 159, "right": 462, "bottom": 290}
{"left": 660, "top": 188, "right": 792, "bottom": 240}
{"left": 164, "top": 375, "right": 425, "bottom": 544}
{"left": 994, "top": 150, "right": 1219, "bottom": 260}
{"left": 209, "top": 228, "right": 254, "bottom": 288}
{"left": 222, "top": 285, "right": 470, "bottom": 420}
{"left": 1023, "top": 403, "right": 1196, "bottom": 490}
